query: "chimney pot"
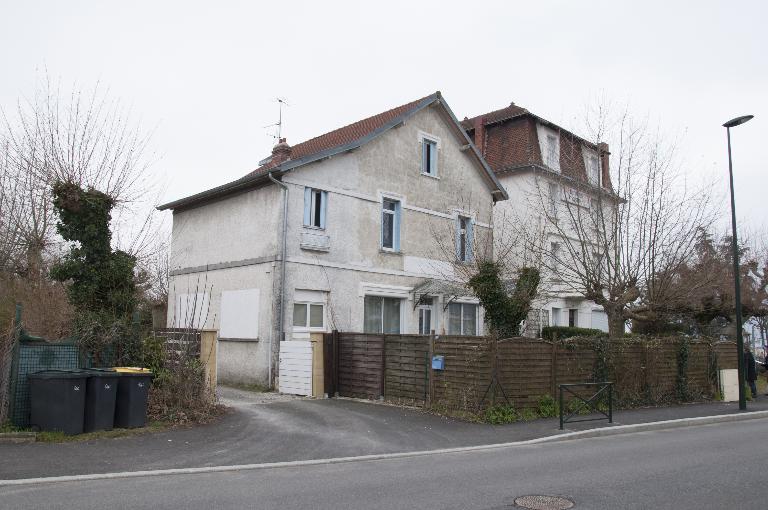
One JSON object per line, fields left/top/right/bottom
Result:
{"left": 271, "top": 138, "right": 292, "bottom": 164}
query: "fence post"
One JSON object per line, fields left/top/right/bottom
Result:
{"left": 551, "top": 338, "right": 558, "bottom": 397}
{"left": 199, "top": 329, "right": 218, "bottom": 394}
{"left": 608, "top": 383, "right": 613, "bottom": 424}
{"left": 380, "top": 335, "right": 386, "bottom": 400}
{"left": 559, "top": 384, "right": 564, "bottom": 430}
{"left": 427, "top": 332, "right": 435, "bottom": 408}
{"left": 332, "top": 330, "right": 339, "bottom": 397}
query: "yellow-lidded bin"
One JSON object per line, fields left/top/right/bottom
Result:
{"left": 112, "top": 367, "right": 153, "bottom": 428}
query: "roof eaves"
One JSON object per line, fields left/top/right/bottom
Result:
{"left": 156, "top": 171, "right": 279, "bottom": 211}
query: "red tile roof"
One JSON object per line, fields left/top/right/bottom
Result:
{"left": 248, "top": 94, "right": 434, "bottom": 177}
{"left": 461, "top": 102, "right": 529, "bottom": 130}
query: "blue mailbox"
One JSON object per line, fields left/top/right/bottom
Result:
{"left": 431, "top": 355, "right": 445, "bottom": 370}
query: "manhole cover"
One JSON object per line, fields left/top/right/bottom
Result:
{"left": 514, "top": 495, "right": 574, "bottom": 510}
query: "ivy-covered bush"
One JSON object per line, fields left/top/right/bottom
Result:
{"left": 467, "top": 261, "right": 540, "bottom": 337}
{"left": 49, "top": 181, "right": 138, "bottom": 364}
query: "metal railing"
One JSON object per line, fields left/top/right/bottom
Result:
{"left": 559, "top": 382, "right": 613, "bottom": 430}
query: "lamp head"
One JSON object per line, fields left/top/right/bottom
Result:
{"left": 723, "top": 115, "right": 754, "bottom": 128}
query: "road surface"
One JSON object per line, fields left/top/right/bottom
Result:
{"left": 2, "top": 417, "right": 764, "bottom": 509}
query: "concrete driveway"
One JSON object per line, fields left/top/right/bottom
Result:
{"left": 1, "top": 386, "right": 766, "bottom": 480}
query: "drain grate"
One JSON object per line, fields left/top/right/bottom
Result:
{"left": 514, "top": 495, "right": 574, "bottom": 510}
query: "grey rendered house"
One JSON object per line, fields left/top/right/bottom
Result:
{"left": 159, "top": 92, "right": 508, "bottom": 386}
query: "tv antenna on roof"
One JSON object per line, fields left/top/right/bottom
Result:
{"left": 264, "top": 97, "right": 290, "bottom": 141}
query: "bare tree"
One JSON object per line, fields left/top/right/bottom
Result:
{"left": 0, "top": 76, "right": 159, "bottom": 274}
{"left": 426, "top": 188, "right": 544, "bottom": 337}
{"left": 522, "top": 105, "right": 720, "bottom": 338}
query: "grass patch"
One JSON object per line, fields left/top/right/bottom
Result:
{"left": 35, "top": 421, "right": 169, "bottom": 443}
{"left": 223, "top": 381, "right": 272, "bottom": 393}
{"left": 0, "top": 422, "right": 27, "bottom": 434}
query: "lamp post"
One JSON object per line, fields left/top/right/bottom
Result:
{"left": 723, "top": 114, "right": 754, "bottom": 411}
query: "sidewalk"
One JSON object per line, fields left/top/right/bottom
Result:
{"left": 1, "top": 387, "right": 767, "bottom": 481}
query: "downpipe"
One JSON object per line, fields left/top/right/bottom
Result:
{"left": 268, "top": 171, "right": 289, "bottom": 389}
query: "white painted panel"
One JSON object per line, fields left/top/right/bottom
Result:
{"left": 591, "top": 310, "right": 609, "bottom": 332}
{"left": 403, "top": 256, "right": 454, "bottom": 278}
{"left": 174, "top": 293, "right": 210, "bottom": 329}
{"left": 220, "top": 289, "right": 260, "bottom": 339}
{"left": 720, "top": 369, "right": 739, "bottom": 402}
{"left": 278, "top": 340, "right": 313, "bottom": 396}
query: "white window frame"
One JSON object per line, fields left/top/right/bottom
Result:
{"left": 364, "top": 295, "right": 403, "bottom": 334}
{"left": 417, "top": 297, "right": 434, "bottom": 335}
{"left": 292, "top": 301, "right": 325, "bottom": 332}
{"left": 537, "top": 124, "right": 561, "bottom": 172}
{"left": 568, "top": 308, "right": 579, "bottom": 328}
{"left": 548, "top": 182, "right": 559, "bottom": 218}
{"left": 550, "top": 241, "right": 562, "bottom": 278}
{"left": 381, "top": 197, "right": 401, "bottom": 252}
{"left": 583, "top": 147, "right": 601, "bottom": 188}
{"left": 446, "top": 301, "right": 479, "bottom": 336}
{"left": 421, "top": 136, "right": 439, "bottom": 177}
{"left": 303, "top": 187, "right": 327, "bottom": 230}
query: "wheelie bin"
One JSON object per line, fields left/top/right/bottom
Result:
{"left": 28, "top": 369, "right": 88, "bottom": 435}
{"left": 83, "top": 368, "right": 120, "bottom": 432}
{"left": 113, "top": 367, "right": 152, "bottom": 428}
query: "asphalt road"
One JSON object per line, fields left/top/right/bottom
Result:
{"left": 2, "top": 417, "right": 765, "bottom": 509}
{"left": 3, "top": 387, "right": 766, "bottom": 481}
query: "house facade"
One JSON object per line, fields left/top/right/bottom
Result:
{"left": 159, "top": 93, "right": 507, "bottom": 385}
{"left": 462, "top": 103, "right": 617, "bottom": 335}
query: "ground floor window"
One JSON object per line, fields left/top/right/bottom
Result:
{"left": 447, "top": 302, "right": 477, "bottom": 335}
{"left": 293, "top": 302, "right": 325, "bottom": 330}
{"left": 568, "top": 308, "right": 578, "bottom": 328}
{"left": 364, "top": 296, "right": 401, "bottom": 334}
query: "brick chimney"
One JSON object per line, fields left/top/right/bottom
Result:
{"left": 271, "top": 138, "right": 292, "bottom": 165}
{"left": 598, "top": 142, "right": 611, "bottom": 189}
{"left": 473, "top": 116, "right": 486, "bottom": 156}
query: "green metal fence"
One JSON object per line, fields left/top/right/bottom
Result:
{"left": 8, "top": 341, "right": 80, "bottom": 426}
{"left": 5, "top": 304, "right": 134, "bottom": 427}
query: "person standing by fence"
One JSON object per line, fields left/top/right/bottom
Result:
{"left": 744, "top": 344, "right": 757, "bottom": 399}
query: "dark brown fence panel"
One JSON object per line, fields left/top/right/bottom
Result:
{"left": 432, "top": 336, "right": 492, "bottom": 410}
{"left": 713, "top": 341, "right": 738, "bottom": 369}
{"left": 337, "top": 333, "right": 384, "bottom": 399}
{"left": 384, "top": 335, "right": 429, "bottom": 405}
{"left": 688, "top": 342, "right": 713, "bottom": 395}
{"left": 497, "top": 339, "right": 553, "bottom": 408}
{"left": 332, "top": 333, "right": 738, "bottom": 411}
{"left": 556, "top": 341, "right": 597, "bottom": 386}
{"left": 611, "top": 342, "right": 648, "bottom": 403}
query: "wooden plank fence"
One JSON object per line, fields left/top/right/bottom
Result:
{"left": 326, "top": 332, "right": 740, "bottom": 411}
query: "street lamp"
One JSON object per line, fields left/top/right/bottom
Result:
{"left": 723, "top": 114, "right": 754, "bottom": 411}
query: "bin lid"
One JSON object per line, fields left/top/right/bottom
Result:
{"left": 113, "top": 367, "right": 152, "bottom": 375}
{"left": 27, "top": 369, "right": 88, "bottom": 380}
{"left": 83, "top": 368, "right": 120, "bottom": 376}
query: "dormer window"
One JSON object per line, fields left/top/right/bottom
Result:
{"left": 537, "top": 125, "right": 560, "bottom": 172}
{"left": 586, "top": 154, "right": 600, "bottom": 186}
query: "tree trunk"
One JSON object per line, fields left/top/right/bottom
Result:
{"left": 604, "top": 305, "right": 626, "bottom": 339}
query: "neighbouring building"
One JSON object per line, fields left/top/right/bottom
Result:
{"left": 462, "top": 103, "right": 618, "bottom": 335}
{"left": 159, "top": 92, "right": 507, "bottom": 385}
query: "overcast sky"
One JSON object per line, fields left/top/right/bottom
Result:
{"left": 1, "top": 0, "right": 765, "bottom": 236}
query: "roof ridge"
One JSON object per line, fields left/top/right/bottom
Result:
{"left": 249, "top": 92, "right": 438, "bottom": 176}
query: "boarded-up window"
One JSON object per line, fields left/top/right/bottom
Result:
{"left": 220, "top": 289, "right": 260, "bottom": 339}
